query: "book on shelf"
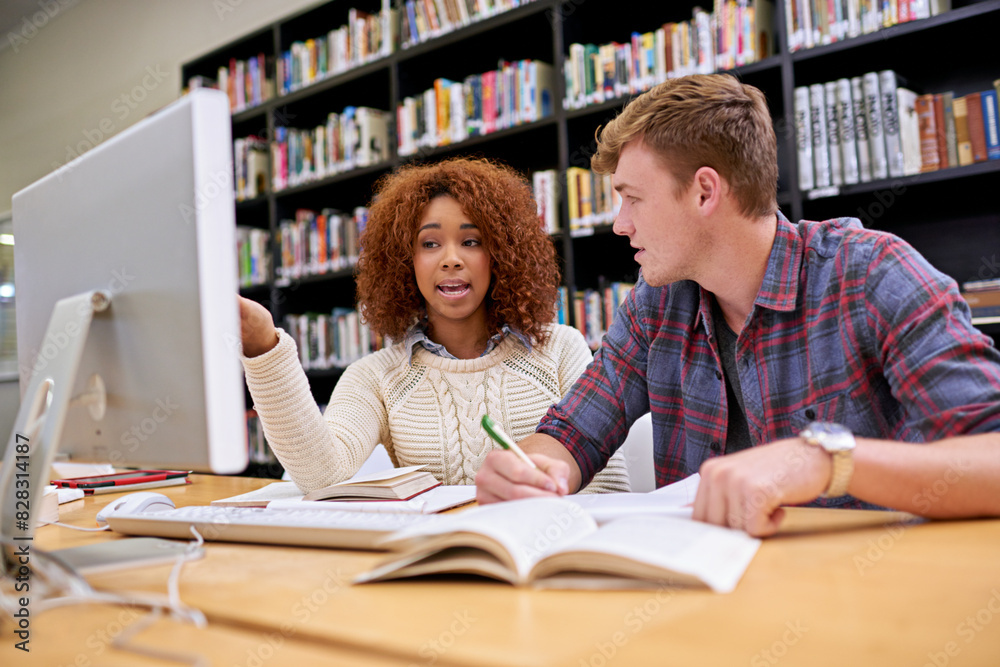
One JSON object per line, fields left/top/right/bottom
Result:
{"left": 932, "top": 93, "right": 949, "bottom": 170}
{"left": 236, "top": 226, "right": 271, "bottom": 288}
{"left": 941, "top": 91, "right": 959, "bottom": 168}
{"left": 880, "top": 70, "right": 906, "bottom": 178}
{"left": 896, "top": 87, "right": 920, "bottom": 176}
{"left": 794, "top": 85, "right": 814, "bottom": 190}
{"left": 966, "top": 91, "right": 987, "bottom": 163}
{"left": 954, "top": 95, "right": 973, "bottom": 166}
{"left": 824, "top": 80, "right": 843, "bottom": 186}
{"left": 354, "top": 496, "right": 761, "bottom": 592}
{"left": 915, "top": 94, "right": 940, "bottom": 173}
{"left": 982, "top": 89, "right": 1000, "bottom": 161}
{"left": 851, "top": 76, "right": 873, "bottom": 182}
{"left": 532, "top": 169, "right": 559, "bottom": 234}
{"left": 863, "top": 71, "right": 889, "bottom": 180}
{"left": 809, "top": 83, "right": 831, "bottom": 188}
{"left": 836, "top": 78, "right": 860, "bottom": 184}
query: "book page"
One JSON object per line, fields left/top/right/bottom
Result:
{"left": 566, "top": 474, "right": 699, "bottom": 524}
{"left": 530, "top": 515, "right": 760, "bottom": 593}
{"left": 210, "top": 481, "right": 304, "bottom": 507}
{"left": 376, "top": 497, "right": 599, "bottom": 580}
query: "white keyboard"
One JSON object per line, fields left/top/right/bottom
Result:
{"left": 106, "top": 505, "right": 444, "bottom": 550}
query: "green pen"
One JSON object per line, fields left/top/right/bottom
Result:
{"left": 481, "top": 414, "right": 537, "bottom": 469}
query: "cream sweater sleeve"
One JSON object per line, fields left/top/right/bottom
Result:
{"left": 549, "top": 326, "right": 631, "bottom": 494}
{"left": 241, "top": 329, "right": 387, "bottom": 492}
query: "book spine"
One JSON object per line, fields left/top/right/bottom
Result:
{"left": 879, "top": 70, "right": 904, "bottom": 178}
{"left": 915, "top": 93, "right": 939, "bottom": 172}
{"left": 810, "top": 83, "right": 831, "bottom": 188}
{"left": 863, "top": 71, "right": 888, "bottom": 180}
{"left": 836, "top": 78, "right": 860, "bottom": 184}
{"left": 824, "top": 80, "right": 843, "bottom": 186}
{"left": 932, "top": 93, "right": 948, "bottom": 169}
{"left": 896, "top": 88, "right": 921, "bottom": 176}
{"left": 794, "top": 85, "right": 814, "bottom": 191}
{"left": 851, "top": 76, "right": 872, "bottom": 182}
{"left": 982, "top": 89, "right": 1000, "bottom": 160}
{"left": 941, "top": 91, "right": 959, "bottom": 168}
{"left": 966, "top": 91, "right": 987, "bottom": 163}
{"left": 954, "top": 95, "right": 972, "bottom": 166}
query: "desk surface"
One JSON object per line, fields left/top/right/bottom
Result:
{"left": 5, "top": 474, "right": 1000, "bottom": 666}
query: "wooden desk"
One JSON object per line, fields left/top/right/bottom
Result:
{"left": 6, "top": 475, "right": 1000, "bottom": 666}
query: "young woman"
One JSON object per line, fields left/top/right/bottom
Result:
{"left": 239, "top": 157, "right": 629, "bottom": 493}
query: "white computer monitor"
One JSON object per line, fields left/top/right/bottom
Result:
{"left": 1, "top": 89, "right": 248, "bottom": 567}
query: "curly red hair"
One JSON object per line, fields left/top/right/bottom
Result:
{"left": 356, "top": 157, "right": 559, "bottom": 346}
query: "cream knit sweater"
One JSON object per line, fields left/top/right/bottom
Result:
{"left": 242, "top": 324, "right": 630, "bottom": 494}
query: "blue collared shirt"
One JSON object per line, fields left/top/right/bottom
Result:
{"left": 404, "top": 323, "right": 532, "bottom": 364}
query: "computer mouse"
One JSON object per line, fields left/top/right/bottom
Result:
{"left": 95, "top": 491, "right": 176, "bottom": 526}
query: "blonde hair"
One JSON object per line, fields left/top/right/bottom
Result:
{"left": 591, "top": 74, "right": 778, "bottom": 219}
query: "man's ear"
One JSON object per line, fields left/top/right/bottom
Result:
{"left": 692, "top": 166, "right": 723, "bottom": 215}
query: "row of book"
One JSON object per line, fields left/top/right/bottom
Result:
{"left": 284, "top": 309, "right": 388, "bottom": 371}
{"left": 245, "top": 409, "right": 278, "bottom": 467}
{"left": 396, "top": 60, "right": 554, "bottom": 157}
{"left": 784, "top": 0, "right": 951, "bottom": 52}
{"left": 914, "top": 85, "right": 1000, "bottom": 173}
{"left": 237, "top": 226, "right": 272, "bottom": 287}
{"left": 277, "top": 207, "right": 369, "bottom": 284}
{"left": 399, "top": 0, "right": 535, "bottom": 48}
{"left": 563, "top": 1, "right": 775, "bottom": 110}
{"left": 566, "top": 167, "right": 622, "bottom": 232}
{"left": 277, "top": 2, "right": 396, "bottom": 96}
{"left": 961, "top": 279, "right": 1000, "bottom": 323}
{"left": 571, "top": 282, "right": 636, "bottom": 349}
{"left": 271, "top": 107, "right": 391, "bottom": 192}
{"left": 796, "top": 71, "right": 1000, "bottom": 192}
{"left": 185, "top": 2, "right": 533, "bottom": 112}
{"left": 187, "top": 53, "right": 275, "bottom": 114}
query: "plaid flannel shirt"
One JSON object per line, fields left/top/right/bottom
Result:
{"left": 539, "top": 215, "right": 1000, "bottom": 507}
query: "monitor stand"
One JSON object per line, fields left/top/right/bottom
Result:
{"left": 1, "top": 290, "right": 110, "bottom": 574}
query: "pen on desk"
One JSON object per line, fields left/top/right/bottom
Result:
{"left": 481, "top": 415, "right": 537, "bottom": 469}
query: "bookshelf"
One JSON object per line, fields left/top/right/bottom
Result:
{"left": 182, "top": 0, "right": 1000, "bottom": 474}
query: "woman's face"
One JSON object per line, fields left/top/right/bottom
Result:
{"left": 412, "top": 195, "right": 492, "bottom": 332}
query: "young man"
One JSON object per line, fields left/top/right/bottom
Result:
{"left": 475, "top": 74, "right": 1000, "bottom": 536}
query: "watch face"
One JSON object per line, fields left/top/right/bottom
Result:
{"left": 803, "top": 422, "right": 855, "bottom": 452}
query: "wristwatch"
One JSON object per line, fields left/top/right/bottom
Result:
{"left": 799, "top": 422, "right": 856, "bottom": 498}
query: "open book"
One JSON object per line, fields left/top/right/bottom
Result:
{"left": 210, "top": 466, "right": 471, "bottom": 512}
{"left": 355, "top": 496, "right": 760, "bottom": 593}
{"left": 303, "top": 465, "right": 440, "bottom": 501}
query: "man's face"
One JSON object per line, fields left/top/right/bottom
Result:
{"left": 612, "top": 141, "right": 706, "bottom": 287}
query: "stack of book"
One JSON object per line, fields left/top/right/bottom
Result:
{"left": 396, "top": 59, "right": 554, "bottom": 156}
{"left": 784, "top": 0, "right": 951, "bottom": 52}
{"left": 563, "top": 2, "right": 775, "bottom": 110}
{"left": 961, "top": 279, "right": 1000, "bottom": 324}
{"left": 795, "top": 72, "right": 1000, "bottom": 194}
